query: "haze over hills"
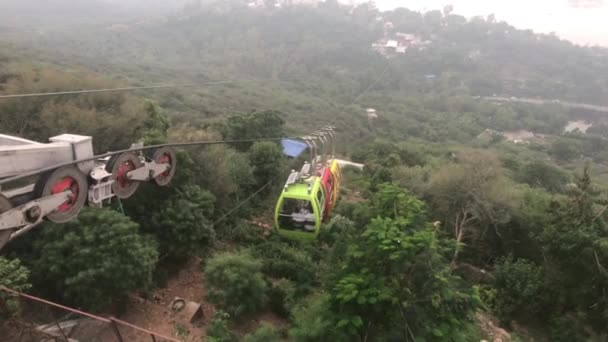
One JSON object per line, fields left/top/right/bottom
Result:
{"left": 2, "top": 0, "right": 607, "bottom": 46}
{"left": 373, "top": 0, "right": 608, "bottom": 46}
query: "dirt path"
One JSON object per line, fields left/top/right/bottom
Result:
{"left": 483, "top": 96, "right": 608, "bottom": 113}
{"left": 119, "top": 258, "right": 211, "bottom": 341}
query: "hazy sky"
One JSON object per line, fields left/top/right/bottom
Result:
{"left": 372, "top": 0, "right": 608, "bottom": 46}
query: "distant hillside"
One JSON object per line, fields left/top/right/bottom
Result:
{"left": 2, "top": 1, "right": 608, "bottom": 146}
{"left": 2, "top": 1, "right": 606, "bottom": 105}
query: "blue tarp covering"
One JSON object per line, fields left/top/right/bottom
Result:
{"left": 281, "top": 139, "right": 308, "bottom": 158}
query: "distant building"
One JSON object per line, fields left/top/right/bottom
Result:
{"left": 569, "top": 0, "right": 603, "bottom": 8}
{"left": 373, "top": 31, "right": 428, "bottom": 57}
{"left": 367, "top": 108, "right": 378, "bottom": 119}
{"left": 248, "top": 0, "right": 321, "bottom": 8}
{"left": 367, "top": 108, "right": 378, "bottom": 129}
{"left": 247, "top": 0, "right": 265, "bottom": 8}
{"left": 287, "top": 0, "right": 322, "bottom": 6}
{"left": 385, "top": 40, "right": 398, "bottom": 49}
{"left": 383, "top": 21, "right": 394, "bottom": 35}
{"left": 396, "top": 32, "right": 417, "bottom": 44}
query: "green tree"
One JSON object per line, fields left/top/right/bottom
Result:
{"left": 535, "top": 167, "right": 608, "bottom": 331}
{"left": 370, "top": 183, "right": 426, "bottom": 222}
{"left": 0, "top": 66, "right": 151, "bottom": 152}
{"left": 243, "top": 323, "right": 282, "bottom": 342}
{"left": 32, "top": 209, "right": 158, "bottom": 310}
{"left": 427, "top": 151, "right": 514, "bottom": 264}
{"left": 225, "top": 110, "right": 285, "bottom": 151}
{"left": 148, "top": 185, "right": 216, "bottom": 258}
{"left": 251, "top": 241, "right": 316, "bottom": 291}
{"left": 204, "top": 252, "right": 268, "bottom": 317}
{"left": 492, "top": 257, "right": 545, "bottom": 322}
{"left": 550, "top": 137, "right": 582, "bottom": 161}
{"left": 227, "top": 151, "right": 255, "bottom": 201}
{"left": 517, "top": 159, "right": 569, "bottom": 193}
{"left": 308, "top": 184, "right": 482, "bottom": 340}
{"left": 136, "top": 100, "right": 170, "bottom": 145}
{"left": 0, "top": 257, "right": 31, "bottom": 315}
{"left": 248, "top": 141, "right": 286, "bottom": 189}
{"left": 328, "top": 216, "right": 481, "bottom": 340}
{"left": 206, "top": 311, "right": 235, "bottom": 342}
{"left": 289, "top": 294, "right": 347, "bottom": 342}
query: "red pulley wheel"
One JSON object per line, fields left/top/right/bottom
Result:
{"left": 106, "top": 152, "right": 143, "bottom": 199}
{"left": 152, "top": 147, "right": 176, "bottom": 186}
{"left": 34, "top": 166, "right": 88, "bottom": 223}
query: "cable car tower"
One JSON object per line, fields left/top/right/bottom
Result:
{"left": 0, "top": 134, "right": 176, "bottom": 250}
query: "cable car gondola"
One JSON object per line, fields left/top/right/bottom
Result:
{"left": 275, "top": 168, "right": 326, "bottom": 241}
{"left": 275, "top": 127, "right": 340, "bottom": 241}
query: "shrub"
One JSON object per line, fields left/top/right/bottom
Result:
{"left": 250, "top": 241, "right": 315, "bottom": 287}
{"left": 206, "top": 311, "right": 235, "bottom": 342}
{"left": 204, "top": 252, "right": 267, "bottom": 317}
{"left": 32, "top": 209, "right": 158, "bottom": 310}
{"left": 243, "top": 323, "right": 281, "bottom": 342}
{"left": 517, "top": 160, "right": 569, "bottom": 193}
{"left": 0, "top": 257, "right": 31, "bottom": 315}
{"left": 288, "top": 294, "right": 345, "bottom": 342}
{"left": 549, "top": 315, "right": 587, "bottom": 342}
{"left": 218, "top": 219, "right": 265, "bottom": 244}
{"left": 267, "top": 278, "right": 296, "bottom": 317}
{"left": 149, "top": 185, "right": 216, "bottom": 258}
{"left": 493, "top": 257, "right": 545, "bottom": 322}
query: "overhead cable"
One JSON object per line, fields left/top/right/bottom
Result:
{"left": 0, "top": 79, "right": 282, "bottom": 100}
{"left": 0, "top": 137, "right": 293, "bottom": 186}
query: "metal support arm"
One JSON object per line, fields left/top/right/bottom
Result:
{"left": 0, "top": 192, "right": 71, "bottom": 231}
{"left": 126, "top": 161, "right": 171, "bottom": 181}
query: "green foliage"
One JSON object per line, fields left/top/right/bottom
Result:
{"left": 204, "top": 252, "right": 268, "bottom": 317}
{"left": 174, "top": 322, "right": 190, "bottom": 338}
{"left": 334, "top": 202, "right": 372, "bottom": 228}
{"left": 136, "top": 100, "right": 170, "bottom": 145}
{"left": 548, "top": 316, "right": 588, "bottom": 342}
{"left": 311, "top": 185, "right": 483, "bottom": 340}
{"left": 427, "top": 151, "right": 515, "bottom": 263}
{"left": 0, "top": 65, "right": 151, "bottom": 152}
{"left": 364, "top": 163, "right": 393, "bottom": 191}
{"left": 251, "top": 241, "right": 316, "bottom": 288}
{"left": 248, "top": 141, "right": 286, "bottom": 188}
{"left": 289, "top": 294, "right": 347, "bottom": 342}
{"left": 370, "top": 183, "right": 426, "bottom": 222}
{"left": 516, "top": 159, "right": 570, "bottom": 193}
{"left": 268, "top": 278, "right": 297, "bottom": 317}
{"left": 164, "top": 128, "right": 255, "bottom": 210}
{"left": 206, "top": 311, "right": 235, "bottom": 342}
{"left": 32, "top": 209, "right": 158, "bottom": 310}
{"left": 226, "top": 151, "right": 255, "bottom": 200}
{"left": 149, "top": 185, "right": 216, "bottom": 258}
{"left": 243, "top": 323, "right": 282, "bottom": 342}
{"left": 217, "top": 219, "right": 265, "bottom": 244}
{"left": 492, "top": 257, "right": 545, "bottom": 321}
{"left": 0, "top": 257, "right": 31, "bottom": 315}
{"left": 225, "top": 110, "right": 285, "bottom": 151}
{"left": 550, "top": 137, "right": 582, "bottom": 161}
{"left": 328, "top": 216, "right": 481, "bottom": 340}
{"left": 533, "top": 167, "right": 608, "bottom": 330}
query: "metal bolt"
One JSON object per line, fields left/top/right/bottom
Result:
{"left": 25, "top": 206, "right": 41, "bottom": 223}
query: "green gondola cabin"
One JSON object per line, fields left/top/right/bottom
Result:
{"left": 275, "top": 172, "right": 326, "bottom": 241}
